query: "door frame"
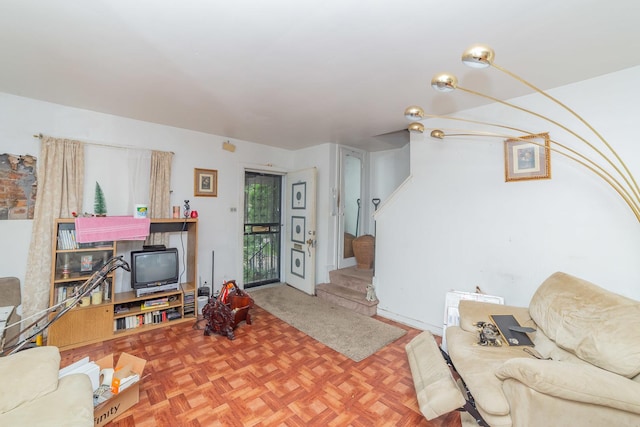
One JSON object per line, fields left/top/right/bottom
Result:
{"left": 242, "top": 170, "right": 283, "bottom": 288}
{"left": 237, "top": 164, "right": 287, "bottom": 289}
{"left": 337, "top": 147, "right": 367, "bottom": 269}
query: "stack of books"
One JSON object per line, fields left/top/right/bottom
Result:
{"left": 140, "top": 297, "right": 169, "bottom": 310}
{"left": 57, "top": 229, "right": 78, "bottom": 250}
{"left": 183, "top": 289, "right": 195, "bottom": 316}
{"left": 113, "top": 308, "right": 181, "bottom": 331}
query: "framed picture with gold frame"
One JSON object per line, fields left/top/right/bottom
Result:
{"left": 194, "top": 168, "right": 218, "bottom": 197}
{"left": 504, "top": 133, "right": 551, "bottom": 182}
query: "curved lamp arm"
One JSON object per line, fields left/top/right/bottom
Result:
{"left": 404, "top": 44, "right": 639, "bottom": 223}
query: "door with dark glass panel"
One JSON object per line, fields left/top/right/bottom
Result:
{"left": 243, "top": 172, "right": 282, "bottom": 288}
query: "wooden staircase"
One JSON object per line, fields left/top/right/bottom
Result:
{"left": 316, "top": 266, "right": 378, "bottom": 316}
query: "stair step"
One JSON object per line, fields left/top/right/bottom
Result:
{"left": 316, "top": 282, "right": 377, "bottom": 317}
{"left": 329, "top": 266, "right": 373, "bottom": 292}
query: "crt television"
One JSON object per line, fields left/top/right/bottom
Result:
{"left": 130, "top": 247, "right": 179, "bottom": 290}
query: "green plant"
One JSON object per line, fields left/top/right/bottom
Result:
{"left": 94, "top": 182, "right": 107, "bottom": 216}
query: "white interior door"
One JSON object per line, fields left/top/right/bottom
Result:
{"left": 284, "top": 167, "right": 317, "bottom": 295}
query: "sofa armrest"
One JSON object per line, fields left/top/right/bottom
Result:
{"left": 496, "top": 358, "right": 640, "bottom": 415}
{"left": 0, "top": 346, "right": 61, "bottom": 414}
{"left": 458, "top": 300, "right": 532, "bottom": 333}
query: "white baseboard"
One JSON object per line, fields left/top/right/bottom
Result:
{"left": 376, "top": 308, "right": 443, "bottom": 336}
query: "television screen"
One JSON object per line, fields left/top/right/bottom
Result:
{"left": 130, "top": 248, "right": 179, "bottom": 289}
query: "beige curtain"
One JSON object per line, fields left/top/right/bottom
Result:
{"left": 23, "top": 136, "right": 84, "bottom": 321}
{"left": 146, "top": 150, "right": 174, "bottom": 246}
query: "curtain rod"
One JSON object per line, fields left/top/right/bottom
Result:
{"left": 33, "top": 133, "right": 174, "bottom": 155}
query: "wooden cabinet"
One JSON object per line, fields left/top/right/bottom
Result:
{"left": 48, "top": 305, "right": 114, "bottom": 348}
{"left": 48, "top": 218, "right": 198, "bottom": 350}
{"left": 47, "top": 219, "right": 117, "bottom": 349}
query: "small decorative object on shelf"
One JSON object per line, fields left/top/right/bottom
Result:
{"left": 183, "top": 200, "right": 191, "bottom": 218}
{"left": 80, "top": 255, "right": 93, "bottom": 272}
{"left": 91, "top": 289, "right": 103, "bottom": 305}
{"left": 94, "top": 182, "right": 107, "bottom": 216}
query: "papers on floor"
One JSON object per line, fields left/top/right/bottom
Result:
{"left": 59, "top": 355, "right": 142, "bottom": 407}
{"left": 59, "top": 357, "right": 100, "bottom": 391}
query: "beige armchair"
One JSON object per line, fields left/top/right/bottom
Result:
{"left": 407, "top": 272, "right": 640, "bottom": 426}
{"left": 0, "top": 277, "right": 21, "bottom": 347}
{"left": 0, "top": 346, "right": 93, "bottom": 426}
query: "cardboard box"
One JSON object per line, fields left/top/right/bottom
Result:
{"left": 93, "top": 352, "right": 147, "bottom": 427}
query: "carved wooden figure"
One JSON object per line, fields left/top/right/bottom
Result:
{"left": 202, "top": 281, "right": 253, "bottom": 340}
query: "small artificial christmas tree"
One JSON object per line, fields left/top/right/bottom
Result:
{"left": 94, "top": 182, "right": 107, "bottom": 216}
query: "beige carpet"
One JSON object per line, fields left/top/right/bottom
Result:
{"left": 249, "top": 284, "right": 406, "bottom": 362}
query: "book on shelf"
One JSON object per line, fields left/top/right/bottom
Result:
{"left": 57, "top": 230, "right": 67, "bottom": 250}
{"left": 56, "top": 286, "right": 75, "bottom": 305}
{"left": 141, "top": 297, "right": 170, "bottom": 310}
{"left": 183, "top": 289, "right": 195, "bottom": 315}
{"left": 69, "top": 230, "right": 77, "bottom": 249}
{"left": 141, "top": 302, "right": 169, "bottom": 310}
{"left": 113, "top": 308, "right": 182, "bottom": 332}
{"left": 58, "top": 229, "right": 79, "bottom": 250}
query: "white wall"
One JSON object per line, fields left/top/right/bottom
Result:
{"left": 375, "top": 66, "right": 640, "bottom": 333}
{"left": 0, "top": 91, "right": 409, "bottom": 302}
{"left": 0, "top": 93, "right": 334, "bottom": 297}
{"left": 0, "top": 95, "right": 41, "bottom": 292}
{"left": 369, "top": 143, "right": 410, "bottom": 234}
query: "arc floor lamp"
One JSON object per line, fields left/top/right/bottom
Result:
{"left": 404, "top": 44, "right": 639, "bottom": 223}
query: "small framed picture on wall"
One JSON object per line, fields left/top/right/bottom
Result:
{"left": 194, "top": 168, "right": 218, "bottom": 197}
{"left": 504, "top": 133, "right": 551, "bottom": 182}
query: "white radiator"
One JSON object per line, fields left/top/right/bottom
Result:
{"left": 441, "top": 290, "right": 504, "bottom": 353}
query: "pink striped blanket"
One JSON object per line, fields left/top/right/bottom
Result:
{"left": 75, "top": 216, "right": 150, "bottom": 243}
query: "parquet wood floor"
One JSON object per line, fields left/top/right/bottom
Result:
{"left": 60, "top": 305, "right": 461, "bottom": 427}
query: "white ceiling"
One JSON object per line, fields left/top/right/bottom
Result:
{"left": 2, "top": 1, "right": 640, "bottom": 152}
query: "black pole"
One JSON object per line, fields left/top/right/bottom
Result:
{"left": 355, "top": 198, "right": 361, "bottom": 236}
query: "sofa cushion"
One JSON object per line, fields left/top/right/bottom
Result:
{"left": 446, "top": 326, "right": 522, "bottom": 426}
{"left": 0, "top": 346, "right": 60, "bottom": 413}
{"left": 529, "top": 272, "right": 640, "bottom": 378}
{"left": 497, "top": 358, "right": 640, "bottom": 414}
{"left": 0, "top": 374, "right": 93, "bottom": 427}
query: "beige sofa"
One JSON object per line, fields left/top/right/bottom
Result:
{"left": 0, "top": 346, "right": 94, "bottom": 426}
{"left": 407, "top": 272, "right": 640, "bottom": 427}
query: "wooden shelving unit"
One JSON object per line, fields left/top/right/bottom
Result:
{"left": 112, "top": 288, "right": 186, "bottom": 337}
{"left": 47, "top": 218, "right": 198, "bottom": 350}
